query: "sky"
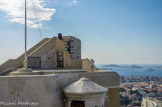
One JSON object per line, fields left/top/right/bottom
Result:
{"left": 0, "top": 0, "right": 162, "bottom": 65}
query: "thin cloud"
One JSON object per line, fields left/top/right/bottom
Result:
{"left": 69, "top": 0, "right": 78, "bottom": 6}
{"left": 0, "top": 0, "right": 55, "bottom": 28}
{"left": 52, "top": 0, "right": 78, "bottom": 6}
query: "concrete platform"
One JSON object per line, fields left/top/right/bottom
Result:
{"left": 33, "top": 69, "right": 88, "bottom": 75}
{"left": 8, "top": 69, "right": 88, "bottom": 76}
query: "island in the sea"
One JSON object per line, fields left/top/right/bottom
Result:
{"left": 146, "top": 68, "right": 154, "bottom": 71}
{"left": 102, "top": 64, "right": 142, "bottom": 69}
{"left": 102, "top": 64, "right": 120, "bottom": 67}
{"left": 154, "top": 66, "right": 162, "bottom": 69}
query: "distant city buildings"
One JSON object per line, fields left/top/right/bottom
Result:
{"left": 120, "top": 76, "right": 162, "bottom": 107}
{"left": 141, "top": 97, "right": 162, "bottom": 107}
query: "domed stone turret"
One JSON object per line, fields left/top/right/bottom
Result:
{"left": 63, "top": 77, "right": 108, "bottom": 107}
{"left": 63, "top": 77, "right": 107, "bottom": 94}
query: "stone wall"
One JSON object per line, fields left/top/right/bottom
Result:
{"left": 55, "top": 36, "right": 81, "bottom": 69}
{"left": 106, "top": 88, "right": 121, "bottom": 107}
{"left": 29, "top": 37, "right": 56, "bottom": 57}
{"left": 81, "top": 58, "right": 98, "bottom": 72}
{"left": 28, "top": 36, "right": 82, "bottom": 69}
{"left": 0, "top": 38, "right": 50, "bottom": 73}
{"left": 71, "top": 37, "right": 81, "bottom": 59}
{"left": 0, "top": 72, "right": 120, "bottom": 107}
{"left": 0, "top": 36, "right": 83, "bottom": 71}
{"left": 41, "top": 49, "right": 57, "bottom": 69}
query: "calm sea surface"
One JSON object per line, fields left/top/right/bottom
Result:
{"left": 96, "top": 64, "right": 162, "bottom": 77}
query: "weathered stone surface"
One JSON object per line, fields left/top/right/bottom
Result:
{"left": 106, "top": 88, "right": 121, "bottom": 107}
{"left": 41, "top": 49, "right": 57, "bottom": 69}
{"left": 0, "top": 72, "right": 120, "bottom": 107}
{"left": 0, "top": 36, "right": 82, "bottom": 72}
{"left": 63, "top": 77, "right": 108, "bottom": 94}
{"left": 0, "top": 38, "right": 50, "bottom": 72}
{"left": 63, "top": 77, "right": 108, "bottom": 107}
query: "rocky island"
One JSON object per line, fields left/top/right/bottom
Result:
{"left": 154, "top": 66, "right": 162, "bottom": 69}
{"left": 102, "top": 64, "right": 142, "bottom": 69}
{"left": 146, "top": 68, "right": 154, "bottom": 71}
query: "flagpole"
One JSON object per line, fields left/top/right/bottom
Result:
{"left": 24, "top": 0, "right": 27, "bottom": 68}
{"left": 17, "top": 0, "right": 32, "bottom": 73}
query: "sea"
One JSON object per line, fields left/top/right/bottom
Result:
{"left": 96, "top": 64, "right": 162, "bottom": 77}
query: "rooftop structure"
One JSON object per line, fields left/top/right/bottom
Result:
{"left": 63, "top": 77, "right": 108, "bottom": 94}
{"left": 63, "top": 77, "right": 108, "bottom": 107}
{"left": 0, "top": 34, "right": 96, "bottom": 75}
{"left": 0, "top": 34, "right": 120, "bottom": 107}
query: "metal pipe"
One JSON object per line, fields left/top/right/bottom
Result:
{"left": 24, "top": 0, "right": 27, "bottom": 68}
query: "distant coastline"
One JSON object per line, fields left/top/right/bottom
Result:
{"left": 97, "top": 64, "right": 162, "bottom": 77}
{"left": 154, "top": 66, "right": 162, "bottom": 69}
{"left": 101, "top": 64, "right": 142, "bottom": 69}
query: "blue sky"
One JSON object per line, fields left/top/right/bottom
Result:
{"left": 0, "top": 0, "right": 162, "bottom": 64}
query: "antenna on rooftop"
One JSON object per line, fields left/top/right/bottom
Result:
{"left": 24, "top": 0, "right": 28, "bottom": 68}
{"left": 17, "top": 0, "right": 32, "bottom": 72}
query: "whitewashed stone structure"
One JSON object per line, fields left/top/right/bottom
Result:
{"left": 63, "top": 77, "right": 108, "bottom": 107}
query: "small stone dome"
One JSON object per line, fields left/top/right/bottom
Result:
{"left": 63, "top": 77, "right": 108, "bottom": 94}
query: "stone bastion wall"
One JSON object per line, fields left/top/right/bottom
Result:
{"left": 0, "top": 72, "right": 120, "bottom": 107}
